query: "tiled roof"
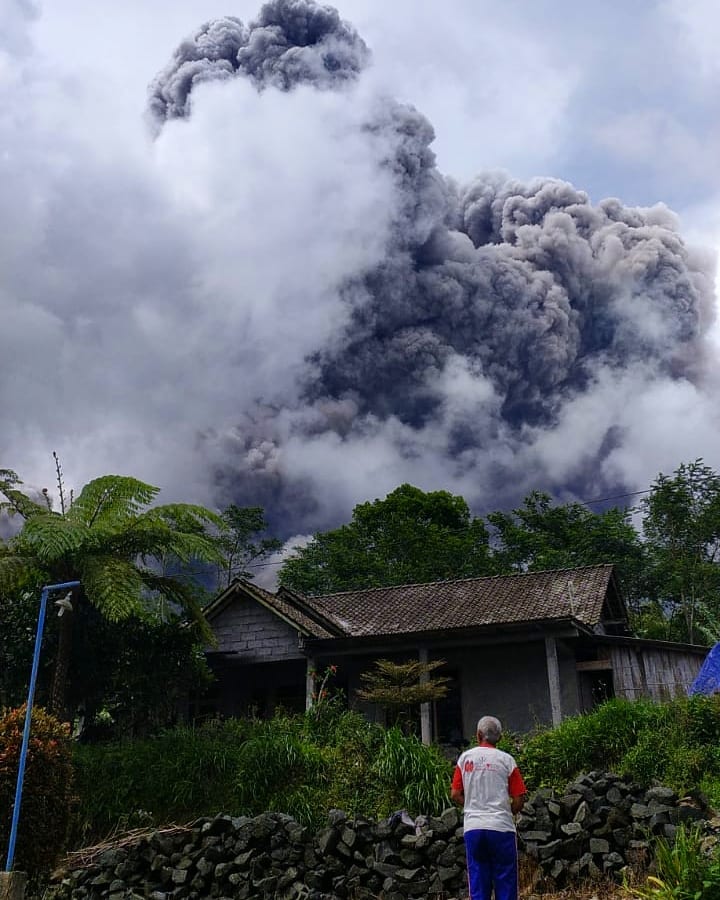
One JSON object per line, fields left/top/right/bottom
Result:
{"left": 205, "top": 579, "right": 337, "bottom": 639}
{"left": 256, "top": 585, "right": 338, "bottom": 638}
{"left": 301, "top": 565, "right": 616, "bottom": 638}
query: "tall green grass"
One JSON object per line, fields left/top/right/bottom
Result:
{"left": 72, "top": 718, "right": 253, "bottom": 842}
{"left": 626, "top": 823, "right": 720, "bottom": 900}
{"left": 72, "top": 706, "right": 452, "bottom": 843}
{"left": 516, "top": 695, "right": 720, "bottom": 801}
{"left": 72, "top": 694, "right": 720, "bottom": 847}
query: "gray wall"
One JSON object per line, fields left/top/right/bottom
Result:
{"left": 445, "top": 640, "right": 555, "bottom": 737}
{"left": 211, "top": 595, "right": 304, "bottom": 662}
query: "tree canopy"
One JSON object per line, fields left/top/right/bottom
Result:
{"left": 278, "top": 483, "right": 494, "bottom": 594}
{"left": 214, "top": 504, "right": 282, "bottom": 589}
{"left": 639, "top": 460, "right": 720, "bottom": 643}
{"left": 487, "top": 490, "right": 644, "bottom": 599}
{"left": 278, "top": 463, "right": 720, "bottom": 645}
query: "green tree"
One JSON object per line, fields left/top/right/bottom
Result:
{"left": 356, "top": 658, "right": 451, "bottom": 732}
{"left": 279, "top": 484, "right": 493, "bottom": 594}
{"left": 0, "top": 588, "right": 39, "bottom": 708}
{"left": 215, "top": 505, "right": 281, "bottom": 589}
{"left": 0, "top": 463, "right": 223, "bottom": 719}
{"left": 640, "top": 460, "right": 720, "bottom": 644}
{"left": 487, "top": 491, "right": 644, "bottom": 600}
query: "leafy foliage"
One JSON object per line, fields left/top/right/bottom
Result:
{"left": 72, "top": 706, "right": 452, "bottom": 840}
{"left": 0, "top": 706, "right": 75, "bottom": 875}
{"left": 488, "top": 490, "right": 644, "bottom": 599}
{"left": 640, "top": 460, "right": 720, "bottom": 643}
{"left": 69, "top": 611, "right": 213, "bottom": 740}
{"left": 0, "top": 590, "right": 41, "bottom": 708}
{"left": 357, "top": 658, "right": 450, "bottom": 730}
{"left": 279, "top": 483, "right": 494, "bottom": 594}
{"left": 71, "top": 718, "right": 254, "bottom": 842}
{"left": 214, "top": 505, "right": 281, "bottom": 589}
{"left": 0, "top": 464, "right": 224, "bottom": 718}
{"left": 372, "top": 726, "right": 451, "bottom": 816}
{"left": 626, "top": 823, "right": 720, "bottom": 900}
{"left": 516, "top": 696, "right": 720, "bottom": 801}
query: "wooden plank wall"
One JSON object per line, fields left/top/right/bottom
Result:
{"left": 610, "top": 645, "right": 703, "bottom": 701}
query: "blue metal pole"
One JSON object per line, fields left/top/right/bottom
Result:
{"left": 5, "top": 580, "right": 80, "bottom": 872}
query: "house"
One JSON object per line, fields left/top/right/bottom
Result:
{"left": 200, "top": 564, "right": 706, "bottom": 742}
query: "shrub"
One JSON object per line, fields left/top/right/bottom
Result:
{"left": 72, "top": 718, "right": 253, "bottom": 843}
{"left": 626, "top": 823, "right": 720, "bottom": 900}
{"left": 372, "top": 726, "right": 452, "bottom": 817}
{"left": 518, "top": 699, "right": 658, "bottom": 788}
{"left": 517, "top": 697, "right": 719, "bottom": 793}
{"left": 0, "top": 706, "right": 74, "bottom": 875}
{"left": 234, "top": 718, "right": 330, "bottom": 824}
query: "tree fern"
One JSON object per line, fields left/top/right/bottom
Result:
{"left": 80, "top": 555, "right": 146, "bottom": 621}
{"left": 0, "top": 465, "right": 224, "bottom": 717}
{"left": 68, "top": 475, "right": 160, "bottom": 527}
{"left": 19, "top": 514, "right": 90, "bottom": 563}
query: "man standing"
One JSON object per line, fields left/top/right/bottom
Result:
{"left": 450, "top": 715, "right": 527, "bottom": 900}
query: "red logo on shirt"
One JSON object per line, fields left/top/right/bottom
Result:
{"left": 464, "top": 761, "right": 474, "bottom": 772}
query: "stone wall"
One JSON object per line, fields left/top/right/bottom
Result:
{"left": 517, "top": 770, "right": 716, "bottom": 888}
{"left": 49, "top": 772, "right": 719, "bottom": 900}
{"left": 50, "top": 808, "right": 469, "bottom": 900}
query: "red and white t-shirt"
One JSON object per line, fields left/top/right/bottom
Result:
{"left": 452, "top": 742, "right": 526, "bottom": 833}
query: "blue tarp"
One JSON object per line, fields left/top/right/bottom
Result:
{"left": 688, "top": 642, "right": 720, "bottom": 696}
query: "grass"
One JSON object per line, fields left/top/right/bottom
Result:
{"left": 69, "top": 694, "right": 720, "bottom": 900}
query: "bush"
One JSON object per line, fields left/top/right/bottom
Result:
{"left": 0, "top": 706, "right": 74, "bottom": 875}
{"left": 372, "top": 727, "right": 452, "bottom": 817}
{"left": 234, "top": 717, "right": 330, "bottom": 824}
{"left": 72, "top": 718, "right": 253, "bottom": 843}
{"left": 518, "top": 698, "right": 659, "bottom": 789}
{"left": 627, "top": 823, "right": 720, "bottom": 900}
{"left": 73, "top": 707, "right": 455, "bottom": 840}
{"left": 516, "top": 696, "right": 720, "bottom": 798}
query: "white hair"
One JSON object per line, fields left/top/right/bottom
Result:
{"left": 477, "top": 715, "right": 502, "bottom": 744}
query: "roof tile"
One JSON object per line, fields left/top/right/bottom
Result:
{"left": 301, "top": 565, "right": 615, "bottom": 638}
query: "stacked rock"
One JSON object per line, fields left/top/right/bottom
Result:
{"left": 517, "top": 770, "right": 707, "bottom": 887}
{"left": 49, "top": 807, "right": 468, "bottom": 900}
{"left": 47, "top": 772, "right": 718, "bottom": 898}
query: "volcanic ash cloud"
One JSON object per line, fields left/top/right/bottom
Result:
{"left": 148, "top": 0, "right": 716, "bottom": 531}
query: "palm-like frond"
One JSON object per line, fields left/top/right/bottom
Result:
{"left": 138, "top": 569, "right": 216, "bottom": 646}
{"left": 152, "top": 504, "right": 225, "bottom": 534}
{"left": 16, "top": 513, "right": 93, "bottom": 565}
{"left": 80, "top": 555, "right": 145, "bottom": 620}
{"left": 111, "top": 505, "right": 225, "bottom": 564}
{"left": 68, "top": 476, "right": 160, "bottom": 528}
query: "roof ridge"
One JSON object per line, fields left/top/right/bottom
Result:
{"left": 309, "top": 563, "right": 614, "bottom": 600}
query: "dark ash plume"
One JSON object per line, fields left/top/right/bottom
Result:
{"left": 150, "top": 0, "right": 715, "bottom": 533}
{"left": 307, "top": 170, "right": 709, "bottom": 430}
{"left": 148, "top": 0, "right": 369, "bottom": 125}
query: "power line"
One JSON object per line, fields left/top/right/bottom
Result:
{"left": 579, "top": 488, "right": 650, "bottom": 506}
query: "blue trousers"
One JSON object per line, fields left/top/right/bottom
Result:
{"left": 464, "top": 829, "right": 519, "bottom": 900}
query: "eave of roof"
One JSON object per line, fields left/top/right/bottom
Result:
{"left": 304, "top": 615, "right": 587, "bottom": 653}
{"left": 587, "top": 634, "right": 709, "bottom": 655}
